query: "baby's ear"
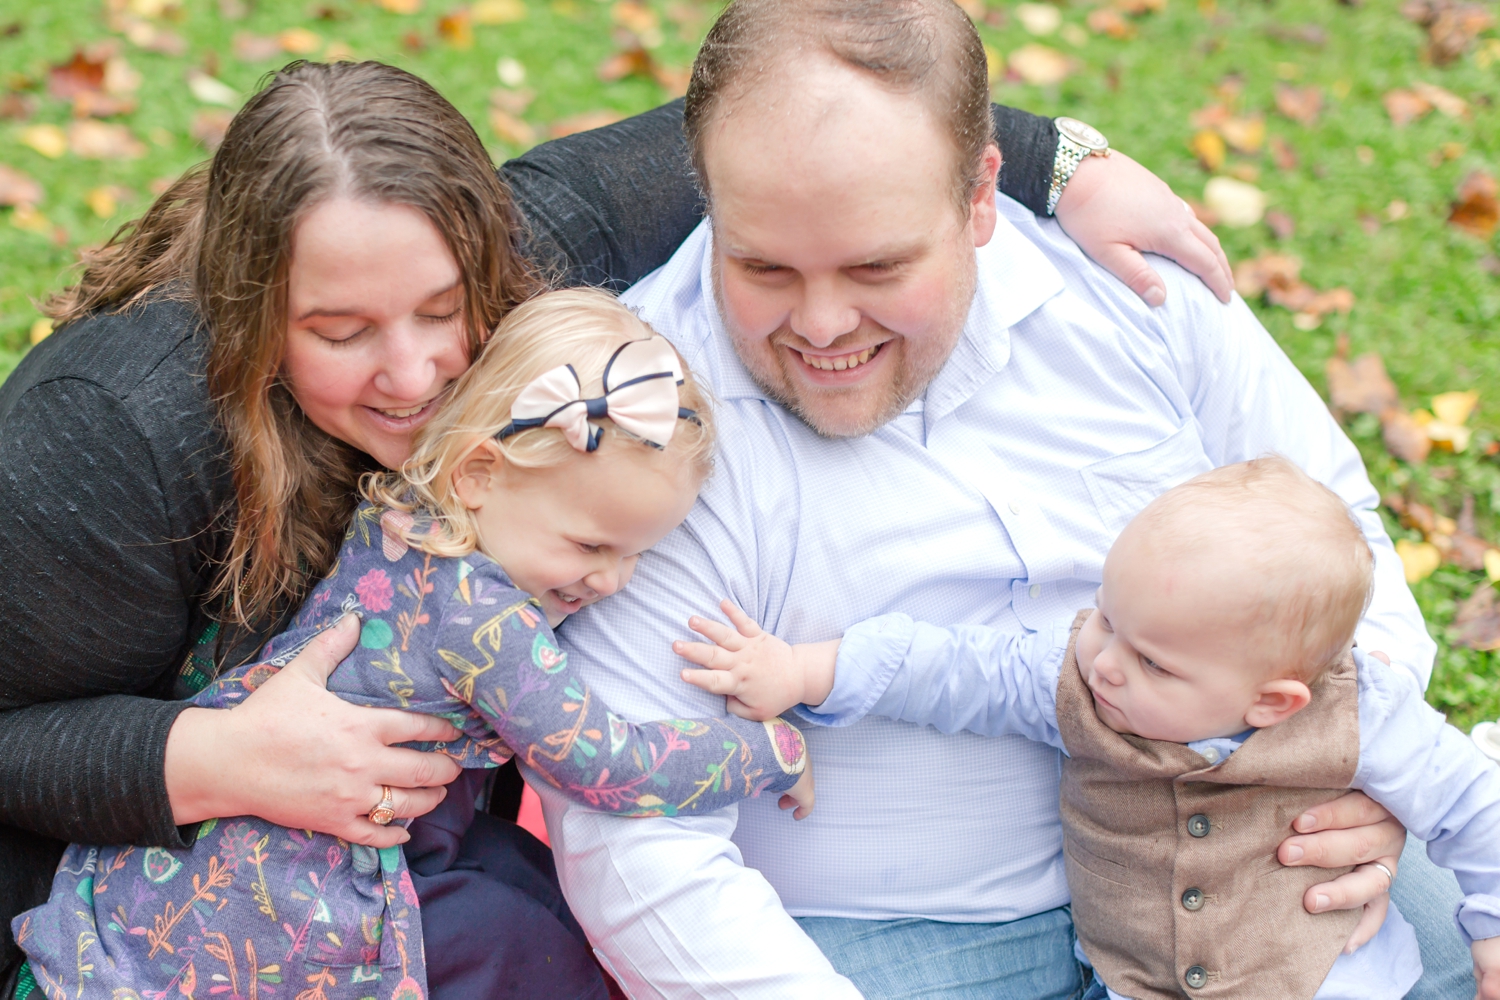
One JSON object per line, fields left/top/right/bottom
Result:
{"left": 451, "top": 439, "right": 505, "bottom": 511}
{"left": 1243, "top": 678, "right": 1313, "bottom": 729}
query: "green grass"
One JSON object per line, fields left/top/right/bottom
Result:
{"left": 2, "top": 0, "right": 1498, "bottom": 726}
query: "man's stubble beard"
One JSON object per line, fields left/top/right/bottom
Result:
{"left": 711, "top": 256, "right": 975, "bottom": 440}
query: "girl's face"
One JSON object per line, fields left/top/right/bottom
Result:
{"left": 454, "top": 440, "right": 703, "bottom": 626}
{"left": 282, "top": 198, "right": 472, "bottom": 470}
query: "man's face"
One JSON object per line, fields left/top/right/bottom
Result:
{"left": 702, "top": 57, "right": 1001, "bottom": 438}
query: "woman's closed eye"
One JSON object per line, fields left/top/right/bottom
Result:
{"left": 418, "top": 308, "right": 461, "bottom": 324}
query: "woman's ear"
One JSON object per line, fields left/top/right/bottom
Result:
{"left": 1243, "top": 678, "right": 1313, "bottom": 729}
{"left": 451, "top": 439, "right": 505, "bottom": 511}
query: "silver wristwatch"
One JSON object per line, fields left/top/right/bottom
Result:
{"left": 1046, "top": 117, "right": 1111, "bottom": 216}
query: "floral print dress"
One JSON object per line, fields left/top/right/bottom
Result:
{"left": 14, "top": 502, "right": 808, "bottom": 1000}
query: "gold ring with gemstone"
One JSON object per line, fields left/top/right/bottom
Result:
{"left": 368, "top": 786, "right": 396, "bottom": 826}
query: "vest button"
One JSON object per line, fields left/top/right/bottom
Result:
{"left": 1181, "top": 887, "right": 1204, "bottom": 911}
{"left": 1185, "top": 965, "right": 1208, "bottom": 989}
{"left": 1187, "top": 813, "right": 1210, "bottom": 837}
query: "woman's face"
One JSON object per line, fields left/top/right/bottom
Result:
{"left": 282, "top": 198, "right": 472, "bottom": 469}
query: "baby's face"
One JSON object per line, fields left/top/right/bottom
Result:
{"left": 468, "top": 443, "right": 702, "bottom": 626}
{"left": 1074, "top": 532, "right": 1283, "bottom": 744}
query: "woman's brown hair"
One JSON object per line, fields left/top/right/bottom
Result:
{"left": 47, "top": 61, "right": 540, "bottom": 629}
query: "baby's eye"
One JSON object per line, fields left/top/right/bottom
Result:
{"left": 576, "top": 542, "right": 600, "bottom": 554}
{"left": 1141, "top": 656, "right": 1168, "bottom": 675}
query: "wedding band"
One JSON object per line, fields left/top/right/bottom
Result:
{"left": 1369, "top": 861, "right": 1395, "bottom": 887}
{"left": 368, "top": 786, "right": 396, "bottom": 826}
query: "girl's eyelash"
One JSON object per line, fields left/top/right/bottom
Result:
{"left": 420, "top": 309, "right": 461, "bottom": 323}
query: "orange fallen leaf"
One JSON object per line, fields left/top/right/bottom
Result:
{"left": 1383, "top": 409, "right": 1433, "bottom": 463}
{"left": 279, "top": 27, "right": 323, "bottom": 54}
{"left": 548, "top": 111, "right": 625, "bottom": 139}
{"left": 1326, "top": 353, "right": 1398, "bottom": 416}
{"left": 67, "top": 120, "right": 145, "bottom": 159}
{"left": 488, "top": 105, "right": 535, "bottom": 146}
{"left": 613, "top": 1, "right": 663, "bottom": 46}
{"left": 1190, "top": 130, "right": 1226, "bottom": 172}
{"left": 48, "top": 50, "right": 106, "bottom": 100}
{"left": 1008, "top": 44, "right": 1073, "bottom": 86}
{"left": 0, "top": 93, "right": 37, "bottom": 121}
{"left": 1086, "top": 7, "right": 1136, "bottom": 37}
{"left": 1411, "top": 81, "right": 1468, "bottom": 118}
{"left": 437, "top": 9, "right": 473, "bottom": 48}
{"left": 1383, "top": 89, "right": 1432, "bottom": 126}
{"left": 1402, "top": 0, "right": 1494, "bottom": 64}
{"left": 0, "top": 164, "right": 43, "bottom": 207}
{"left": 1274, "top": 84, "right": 1321, "bottom": 125}
{"left": 1216, "top": 115, "right": 1264, "bottom": 154}
{"left": 1449, "top": 171, "right": 1499, "bottom": 239}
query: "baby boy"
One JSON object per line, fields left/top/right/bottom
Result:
{"left": 675, "top": 456, "right": 1500, "bottom": 1000}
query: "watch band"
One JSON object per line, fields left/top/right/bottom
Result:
{"left": 1046, "top": 135, "right": 1090, "bottom": 216}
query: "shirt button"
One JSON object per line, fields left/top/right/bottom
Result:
{"left": 1201, "top": 746, "right": 1220, "bottom": 764}
{"left": 1181, "top": 888, "right": 1204, "bottom": 911}
{"left": 1187, "top": 814, "right": 1210, "bottom": 838}
{"left": 1185, "top": 966, "right": 1208, "bottom": 989}
{"left": 1029, "top": 584, "right": 1042, "bottom": 599}
{"left": 1009, "top": 501, "right": 1022, "bottom": 515}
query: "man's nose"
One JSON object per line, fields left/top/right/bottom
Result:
{"left": 791, "top": 280, "right": 860, "bottom": 349}
{"left": 373, "top": 322, "right": 439, "bottom": 400}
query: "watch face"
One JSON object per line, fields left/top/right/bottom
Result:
{"left": 1057, "top": 117, "right": 1108, "bottom": 152}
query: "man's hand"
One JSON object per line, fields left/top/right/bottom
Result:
{"left": 674, "top": 600, "right": 839, "bottom": 721}
{"left": 1053, "top": 151, "right": 1233, "bottom": 308}
{"left": 780, "top": 762, "right": 816, "bottom": 821}
{"left": 164, "top": 614, "right": 465, "bottom": 848}
{"left": 1276, "top": 789, "right": 1408, "bottom": 944}
{"left": 1473, "top": 936, "right": 1500, "bottom": 1000}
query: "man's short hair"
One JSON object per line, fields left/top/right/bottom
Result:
{"left": 683, "top": 0, "right": 996, "bottom": 212}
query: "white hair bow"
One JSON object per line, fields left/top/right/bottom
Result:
{"left": 495, "top": 336, "right": 695, "bottom": 453}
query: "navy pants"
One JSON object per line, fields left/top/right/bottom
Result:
{"left": 406, "top": 770, "right": 608, "bottom": 1000}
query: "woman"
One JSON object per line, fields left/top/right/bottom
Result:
{"left": 0, "top": 58, "right": 1252, "bottom": 999}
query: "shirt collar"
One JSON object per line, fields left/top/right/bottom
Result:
{"left": 697, "top": 204, "right": 1067, "bottom": 418}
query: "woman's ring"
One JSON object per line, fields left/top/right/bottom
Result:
{"left": 1369, "top": 861, "right": 1395, "bottom": 888}
{"left": 368, "top": 786, "right": 397, "bottom": 826}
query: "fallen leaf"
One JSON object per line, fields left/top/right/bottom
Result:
{"left": 496, "top": 57, "right": 526, "bottom": 87}
{"left": 67, "top": 120, "right": 145, "bottom": 159}
{"left": 1085, "top": 7, "right": 1135, "bottom": 37}
{"left": 324, "top": 40, "right": 355, "bottom": 61}
{"left": 85, "top": 186, "right": 117, "bottom": 217}
{"left": 437, "top": 9, "right": 473, "bottom": 47}
{"left": 190, "top": 108, "right": 234, "bottom": 150}
{"left": 1326, "top": 352, "right": 1398, "bottom": 416}
{"left": 1411, "top": 81, "right": 1468, "bottom": 118}
{"left": 488, "top": 105, "right": 535, "bottom": 146}
{"left": 103, "top": 56, "right": 141, "bottom": 96}
{"left": 984, "top": 45, "right": 1004, "bottom": 84}
{"left": 187, "top": 70, "right": 239, "bottom": 107}
{"left": 1383, "top": 89, "right": 1432, "bottom": 126}
{"left": 1396, "top": 538, "right": 1443, "bottom": 583}
{"left": 1189, "top": 130, "right": 1226, "bottom": 171}
{"left": 1234, "top": 251, "right": 1302, "bottom": 298}
{"left": 1190, "top": 102, "right": 1229, "bottom": 130}
{"left": 1383, "top": 409, "right": 1433, "bottom": 462}
{"left": 10, "top": 202, "right": 52, "bottom": 235}
{"left": 1387, "top": 199, "right": 1410, "bottom": 221}
{"left": 20, "top": 124, "right": 67, "bottom": 159}
{"left": 1452, "top": 582, "right": 1500, "bottom": 649}
{"left": 1486, "top": 549, "right": 1500, "bottom": 582}
{"left": 472, "top": 0, "right": 527, "bottom": 23}
{"left": 548, "top": 110, "right": 625, "bottom": 139}
{"left": 1203, "top": 176, "right": 1265, "bottom": 227}
{"left": 1269, "top": 136, "right": 1298, "bottom": 170}
{"left": 1449, "top": 171, "right": 1499, "bottom": 239}
{"left": 1017, "top": 3, "right": 1061, "bottom": 35}
{"left": 1217, "top": 115, "right": 1264, "bottom": 154}
{"left": 1432, "top": 390, "right": 1479, "bottom": 426}
{"left": 401, "top": 30, "right": 426, "bottom": 52}
{"left": 613, "top": 1, "right": 663, "bottom": 46}
{"left": 121, "top": 19, "right": 188, "bottom": 56}
{"left": 1265, "top": 209, "right": 1295, "bottom": 240}
{"left": 1113, "top": 0, "right": 1166, "bottom": 15}
{"left": 0, "top": 92, "right": 37, "bottom": 120}
{"left": 1264, "top": 22, "right": 1328, "bottom": 46}
{"left": 0, "top": 164, "right": 43, "bottom": 206}
{"left": 1008, "top": 44, "right": 1073, "bottom": 86}
{"left": 380, "top": 0, "right": 423, "bottom": 12}
{"left": 1274, "top": 84, "right": 1322, "bottom": 125}
{"left": 279, "top": 27, "right": 324, "bottom": 54}
{"left": 29, "top": 318, "right": 52, "bottom": 344}
{"left": 490, "top": 87, "right": 535, "bottom": 115}
{"left": 1442, "top": 530, "right": 1491, "bottom": 569}
{"left": 232, "top": 32, "right": 284, "bottom": 61}
{"left": 48, "top": 50, "right": 106, "bottom": 101}
{"left": 953, "top": 0, "right": 986, "bottom": 19}
{"left": 1402, "top": 0, "right": 1494, "bottom": 64}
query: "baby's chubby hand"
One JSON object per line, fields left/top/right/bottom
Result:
{"left": 1475, "top": 935, "right": 1500, "bottom": 1000}
{"left": 674, "top": 600, "right": 839, "bottom": 722}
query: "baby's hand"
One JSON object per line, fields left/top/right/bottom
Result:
{"left": 1474, "top": 935, "right": 1500, "bottom": 1000}
{"left": 674, "top": 600, "right": 838, "bottom": 721}
{"left": 780, "top": 759, "right": 815, "bottom": 821}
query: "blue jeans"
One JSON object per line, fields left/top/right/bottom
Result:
{"left": 795, "top": 907, "right": 1086, "bottom": 1000}
{"left": 800, "top": 837, "right": 1472, "bottom": 1000}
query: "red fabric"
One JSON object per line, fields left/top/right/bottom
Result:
{"left": 517, "top": 784, "right": 550, "bottom": 846}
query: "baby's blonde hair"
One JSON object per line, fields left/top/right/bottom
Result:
{"left": 1126, "top": 455, "right": 1374, "bottom": 681}
{"left": 363, "top": 287, "right": 715, "bottom": 556}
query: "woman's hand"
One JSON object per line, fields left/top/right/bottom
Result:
{"left": 164, "top": 614, "right": 464, "bottom": 848}
{"left": 1053, "top": 151, "right": 1234, "bottom": 308}
{"left": 1276, "top": 789, "right": 1407, "bottom": 948}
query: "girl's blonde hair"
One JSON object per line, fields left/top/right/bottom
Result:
{"left": 364, "top": 288, "right": 715, "bottom": 556}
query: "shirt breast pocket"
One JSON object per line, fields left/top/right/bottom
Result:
{"left": 1081, "top": 423, "right": 1214, "bottom": 536}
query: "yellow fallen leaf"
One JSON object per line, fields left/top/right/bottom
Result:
{"left": 20, "top": 124, "right": 67, "bottom": 159}
{"left": 1189, "top": 130, "right": 1225, "bottom": 172}
{"left": 1009, "top": 44, "right": 1072, "bottom": 86}
{"left": 324, "top": 40, "right": 355, "bottom": 62}
{"left": 278, "top": 27, "right": 323, "bottom": 54}
{"left": 472, "top": 0, "right": 526, "bottom": 23}
{"left": 11, "top": 203, "right": 51, "bottom": 234}
{"left": 187, "top": 71, "right": 240, "bottom": 107}
{"left": 983, "top": 45, "right": 1003, "bottom": 84}
{"left": 1431, "top": 390, "right": 1478, "bottom": 426}
{"left": 1396, "top": 538, "right": 1443, "bottom": 584}
{"left": 1217, "top": 115, "right": 1265, "bottom": 154}
{"left": 67, "top": 120, "right": 145, "bottom": 159}
{"left": 380, "top": 0, "right": 422, "bottom": 12}
{"left": 1017, "top": 3, "right": 1062, "bottom": 35}
{"left": 86, "top": 186, "right": 118, "bottom": 218}
{"left": 29, "top": 318, "right": 53, "bottom": 344}
{"left": 1425, "top": 420, "right": 1473, "bottom": 453}
{"left": 1203, "top": 176, "right": 1266, "bottom": 228}
{"left": 1484, "top": 548, "right": 1500, "bottom": 583}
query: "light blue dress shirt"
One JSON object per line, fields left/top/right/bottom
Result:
{"left": 536, "top": 196, "right": 1436, "bottom": 997}
{"left": 815, "top": 624, "right": 1500, "bottom": 1000}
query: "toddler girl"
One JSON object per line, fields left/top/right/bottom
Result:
{"left": 676, "top": 456, "right": 1500, "bottom": 1000}
{"left": 13, "top": 288, "right": 811, "bottom": 1000}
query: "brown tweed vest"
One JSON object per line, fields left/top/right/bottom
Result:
{"left": 1055, "top": 611, "right": 1362, "bottom": 1000}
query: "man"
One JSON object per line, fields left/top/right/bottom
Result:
{"left": 536, "top": 1, "right": 1468, "bottom": 996}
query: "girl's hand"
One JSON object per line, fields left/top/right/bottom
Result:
{"left": 1474, "top": 936, "right": 1500, "bottom": 1000}
{"left": 674, "top": 600, "right": 838, "bottom": 721}
{"left": 163, "top": 614, "right": 464, "bottom": 848}
{"left": 779, "top": 761, "right": 815, "bottom": 821}
{"left": 1054, "top": 151, "right": 1234, "bottom": 308}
